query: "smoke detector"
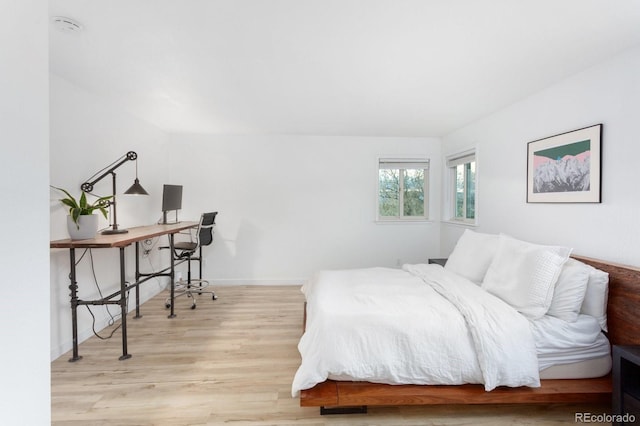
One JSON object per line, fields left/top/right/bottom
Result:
{"left": 51, "top": 16, "right": 83, "bottom": 34}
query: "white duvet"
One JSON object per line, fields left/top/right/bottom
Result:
{"left": 292, "top": 264, "right": 540, "bottom": 397}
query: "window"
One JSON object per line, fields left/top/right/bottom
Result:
{"left": 447, "top": 151, "right": 476, "bottom": 223}
{"left": 378, "top": 158, "right": 429, "bottom": 221}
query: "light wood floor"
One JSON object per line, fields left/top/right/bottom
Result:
{"left": 51, "top": 285, "right": 610, "bottom": 425}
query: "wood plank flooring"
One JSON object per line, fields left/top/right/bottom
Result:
{"left": 51, "top": 285, "right": 611, "bottom": 425}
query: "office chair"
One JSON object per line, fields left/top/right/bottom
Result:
{"left": 165, "top": 211, "right": 218, "bottom": 310}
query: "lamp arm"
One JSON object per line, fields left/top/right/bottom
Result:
{"left": 81, "top": 151, "right": 137, "bottom": 193}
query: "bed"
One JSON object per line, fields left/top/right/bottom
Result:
{"left": 294, "top": 231, "right": 640, "bottom": 414}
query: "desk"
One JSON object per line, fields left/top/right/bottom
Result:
{"left": 51, "top": 222, "right": 197, "bottom": 361}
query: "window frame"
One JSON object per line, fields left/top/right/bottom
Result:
{"left": 446, "top": 149, "right": 477, "bottom": 225}
{"left": 376, "top": 158, "right": 430, "bottom": 222}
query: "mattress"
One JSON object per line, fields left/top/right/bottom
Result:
{"left": 539, "top": 354, "right": 611, "bottom": 379}
{"left": 531, "top": 313, "right": 611, "bottom": 378}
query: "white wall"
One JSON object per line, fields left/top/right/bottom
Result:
{"left": 441, "top": 45, "right": 640, "bottom": 266}
{"left": 168, "top": 134, "right": 442, "bottom": 283}
{"left": 50, "top": 75, "right": 172, "bottom": 360}
{"left": 48, "top": 78, "right": 442, "bottom": 356}
{"left": 0, "top": 0, "right": 50, "bottom": 423}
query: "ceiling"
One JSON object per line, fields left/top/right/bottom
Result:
{"left": 49, "top": 0, "right": 640, "bottom": 137}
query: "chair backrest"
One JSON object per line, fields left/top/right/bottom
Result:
{"left": 197, "top": 212, "right": 217, "bottom": 247}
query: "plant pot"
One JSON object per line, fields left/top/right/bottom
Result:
{"left": 67, "top": 214, "right": 99, "bottom": 240}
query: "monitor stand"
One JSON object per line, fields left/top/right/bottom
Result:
{"left": 162, "top": 210, "right": 180, "bottom": 225}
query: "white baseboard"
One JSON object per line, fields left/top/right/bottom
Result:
{"left": 211, "top": 279, "right": 305, "bottom": 286}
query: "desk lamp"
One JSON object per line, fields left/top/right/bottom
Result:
{"left": 81, "top": 151, "right": 149, "bottom": 234}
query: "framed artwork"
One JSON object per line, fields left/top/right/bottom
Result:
{"left": 527, "top": 124, "right": 602, "bottom": 203}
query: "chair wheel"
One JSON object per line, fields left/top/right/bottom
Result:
{"left": 191, "top": 304, "right": 196, "bottom": 310}
{"left": 165, "top": 302, "right": 171, "bottom": 309}
{"left": 212, "top": 294, "right": 217, "bottom": 300}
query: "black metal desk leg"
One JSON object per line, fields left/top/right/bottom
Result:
{"left": 68, "top": 248, "right": 82, "bottom": 362}
{"left": 198, "top": 245, "right": 203, "bottom": 280}
{"left": 118, "top": 247, "right": 132, "bottom": 360}
{"left": 134, "top": 242, "right": 142, "bottom": 319}
{"left": 168, "top": 233, "right": 176, "bottom": 318}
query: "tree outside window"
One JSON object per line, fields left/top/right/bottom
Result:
{"left": 448, "top": 151, "right": 476, "bottom": 223}
{"left": 378, "top": 159, "right": 429, "bottom": 220}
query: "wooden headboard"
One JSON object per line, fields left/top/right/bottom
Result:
{"left": 574, "top": 255, "right": 640, "bottom": 346}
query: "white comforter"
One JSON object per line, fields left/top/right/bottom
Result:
{"left": 292, "top": 264, "right": 540, "bottom": 397}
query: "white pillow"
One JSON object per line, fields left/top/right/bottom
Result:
{"left": 546, "top": 258, "right": 590, "bottom": 322}
{"left": 444, "top": 229, "right": 499, "bottom": 284}
{"left": 481, "top": 235, "right": 572, "bottom": 319}
{"left": 580, "top": 264, "right": 609, "bottom": 331}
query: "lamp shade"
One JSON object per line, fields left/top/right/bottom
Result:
{"left": 124, "top": 178, "right": 149, "bottom": 195}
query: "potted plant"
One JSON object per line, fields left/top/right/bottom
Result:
{"left": 52, "top": 186, "right": 112, "bottom": 239}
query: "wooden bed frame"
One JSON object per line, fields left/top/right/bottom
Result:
{"left": 299, "top": 255, "right": 640, "bottom": 413}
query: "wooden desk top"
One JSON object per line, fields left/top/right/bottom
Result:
{"left": 50, "top": 221, "right": 198, "bottom": 249}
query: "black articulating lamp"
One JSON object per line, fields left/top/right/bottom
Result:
{"left": 81, "top": 151, "right": 149, "bottom": 234}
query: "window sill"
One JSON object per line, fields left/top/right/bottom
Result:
{"left": 441, "top": 219, "right": 478, "bottom": 227}
{"left": 375, "top": 218, "right": 434, "bottom": 224}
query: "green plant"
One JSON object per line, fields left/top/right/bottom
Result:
{"left": 51, "top": 186, "right": 112, "bottom": 228}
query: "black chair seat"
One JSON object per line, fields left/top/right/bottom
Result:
{"left": 174, "top": 241, "right": 197, "bottom": 251}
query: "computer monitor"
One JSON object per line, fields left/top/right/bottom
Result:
{"left": 161, "top": 184, "right": 183, "bottom": 224}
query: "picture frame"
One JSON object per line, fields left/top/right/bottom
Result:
{"left": 527, "top": 124, "right": 602, "bottom": 203}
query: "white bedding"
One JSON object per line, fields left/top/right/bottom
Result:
{"left": 531, "top": 314, "right": 611, "bottom": 369}
{"left": 292, "top": 264, "right": 541, "bottom": 397}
